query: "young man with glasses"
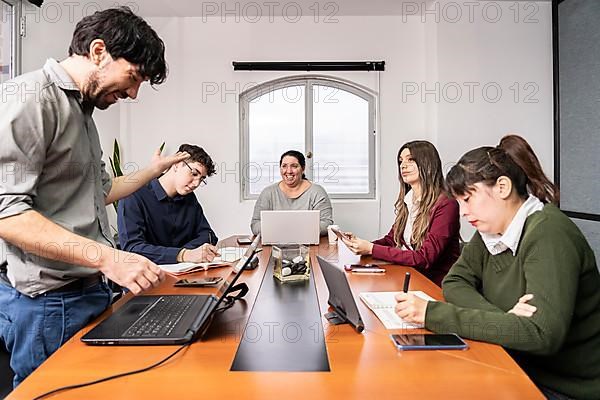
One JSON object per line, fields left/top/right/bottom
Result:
{"left": 117, "top": 144, "right": 219, "bottom": 264}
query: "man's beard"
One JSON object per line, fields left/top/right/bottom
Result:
{"left": 82, "top": 70, "right": 112, "bottom": 110}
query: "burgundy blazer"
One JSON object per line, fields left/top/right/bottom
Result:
{"left": 371, "top": 195, "right": 460, "bottom": 286}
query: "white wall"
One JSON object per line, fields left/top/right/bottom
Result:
{"left": 121, "top": 15, "right": 427, "bottom": 240}
{"left": 19, "top": 1, "right": 554, "bottom": 242}
{"left": 432, "top": 1, "right": 553, "bottom": 168}
{"left": 428, "top": 0, "right": 554, "bottom": 239}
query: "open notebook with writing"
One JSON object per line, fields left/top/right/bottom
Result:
{"left": 159, "top": 246, "right": 247, "bottom": 276}
{"left": 359, "top": 291, "right": 435, "bottom": 330}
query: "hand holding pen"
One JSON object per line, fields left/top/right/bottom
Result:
{"left": 183, "top": 243, "right": 220, "bottom": 262}
{"left": 394, "top": 271, "right": 428, "bottom": 325}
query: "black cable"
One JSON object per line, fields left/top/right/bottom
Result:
{"left": 214, "top": 296, "right": 237, "bottom": 314}
{"left": 32, "top": 343, "right": 190, "bottom": 400}
{"left": 213, "top": 283, "right": 249, "bottom": 314}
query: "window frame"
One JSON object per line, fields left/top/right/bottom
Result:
{"left": 240, "top": 75, "right": 377, "bottom": 200}
{"left": 1, "top": 0, "right": 22, "bottom": 81}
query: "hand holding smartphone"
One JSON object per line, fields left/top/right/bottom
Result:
{"left": 174, "top": 277, "right": 223, "bottom": 287}
{"left": 330, "top": 227, "right": 352, "bottom": 242}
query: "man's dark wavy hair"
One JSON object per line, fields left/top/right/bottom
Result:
{"left": 68, "top": 7, "right": 167, "bottom": 85}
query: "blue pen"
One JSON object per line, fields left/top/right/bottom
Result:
{"left": 403, "top": 272, "right": 411, "bottom": 293}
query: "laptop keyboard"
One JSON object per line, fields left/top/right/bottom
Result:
{"left": 123, "top": 296, "right": 196, "bottom": 337}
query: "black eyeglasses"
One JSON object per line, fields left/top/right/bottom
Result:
{"left": 182, "top": 160, "right": 207, "bottom": 186}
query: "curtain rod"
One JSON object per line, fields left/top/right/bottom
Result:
{"left": 232, "top": 61, "right": 385, "bottom": 71}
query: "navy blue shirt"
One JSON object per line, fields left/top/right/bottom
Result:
{"left": 117, "top": 179, "right": 217, "bottom": 264}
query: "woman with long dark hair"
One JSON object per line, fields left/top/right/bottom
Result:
{"left": 343, "top": 141, "right": 460, "bottom": 286}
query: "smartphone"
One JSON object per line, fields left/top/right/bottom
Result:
{"left": 237, "top": 236, "right": 253, "bottom": 245}
{"left": 344, "top": 263, "right": 380, "bottom": 271}
{"left": 351, "top": 268, "right": 385, "bottom": 273}
{"left": 174, "top": 277, "right": 223, "bottom": 287}
{"left": 390, "top": 334, "right": 468, "bottom": 351}
{"left": 331, "top": 227, "right": 351, "bottom": 241}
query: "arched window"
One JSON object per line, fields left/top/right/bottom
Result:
{"left": 240, "top": 76, "right": 376, "bottom": 199}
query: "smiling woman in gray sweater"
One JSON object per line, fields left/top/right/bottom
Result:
{"left": 251, "top": 150, "right": 333, "bottom": 236}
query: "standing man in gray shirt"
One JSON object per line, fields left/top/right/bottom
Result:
{"left": 0, "top": 7, "right": 186, "bottom": 387}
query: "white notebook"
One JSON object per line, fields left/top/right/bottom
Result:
{"left": 359, "top": 291, "right": 435, "bottom": 330}
{"left": 159, "top": 246, "right": 246, "bottom": 276}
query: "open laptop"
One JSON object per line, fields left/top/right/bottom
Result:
{"left": 260, "top": 210, "right": 320, "bottom": 245}
{"left": 81, "top": 235, "right": 261, "bottom": 345}
{"left": 317, "top": 256, "right": 364, "bottom": 333}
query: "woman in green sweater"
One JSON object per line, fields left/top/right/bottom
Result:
{"left": 395, "top": 146, "right": 600, "bottom": 399}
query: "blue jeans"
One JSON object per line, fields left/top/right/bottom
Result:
{"left": 0, "top": 280, "right": 112, "bottom": 388}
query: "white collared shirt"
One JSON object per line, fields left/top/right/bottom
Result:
{"left": 402, "top": 190, "right": 418, "bottom": 250}
{"left": 481, "top": 195, "right": 544, "bottom": 256}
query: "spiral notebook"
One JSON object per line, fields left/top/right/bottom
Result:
{"left": 359, "top": 291, "right": 435, "bottom": 330}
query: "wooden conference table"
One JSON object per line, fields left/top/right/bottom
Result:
{"left": 9, "top": 236, "right": 543, "bottom": 399}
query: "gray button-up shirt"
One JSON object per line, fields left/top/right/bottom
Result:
{"left": 0, "top": 59, "right": 114, "bottom": 297}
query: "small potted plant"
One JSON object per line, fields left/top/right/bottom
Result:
{"left": 109, "top": 140, "right": 165, "bottom": 241}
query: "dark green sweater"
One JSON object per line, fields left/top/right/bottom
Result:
{"left": 426, "top": 205, "right": 600, "bottom": 399}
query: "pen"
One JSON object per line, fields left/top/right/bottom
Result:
{"left": 403, "top": 272, "right": 411, "bottom": 293}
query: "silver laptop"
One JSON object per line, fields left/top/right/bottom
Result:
{"left": 260, "top": 210, "right": 320, "bottom": 245}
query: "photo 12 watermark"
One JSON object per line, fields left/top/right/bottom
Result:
{"left": 215, "top": 161, "right": 343, "bottom": 186}
{"left": 401, "top": 1, "right": 540, "bottom": 24}
{"left": 401, "top": 81, "right": 540, "bottom": 104}
{"left": 200, "top": 1, "right": 339, "bottom": 23}
{"left": 202, "top": 81, "right": 344, "bottom": 104}
{"left": 2, "top": 1, "right": 142, "bottom": 25}
{"left": 216, "top": 319, "right": 340, "bottom": 344}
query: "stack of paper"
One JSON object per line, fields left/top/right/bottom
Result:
{"left": 359, "top": 291, "right": 435, "bottom": 330}
{"left": 158, "top": 246, "right": 246, "bottom": 276}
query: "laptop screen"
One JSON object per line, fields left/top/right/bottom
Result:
{"left": 214, "top": 234, "right": 261, "bottom": 305}
{"left": 260, "top": 210, "right": 320, "bottom": 245}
